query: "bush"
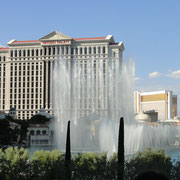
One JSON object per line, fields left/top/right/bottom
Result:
{"left": 0, "top": 147, "right": 29, "bottom": 180}
{"left": 0, "top": 147, "right": 176, "bottom": 179}
{"left": 124, "top": 147, "right": 172, "bottom": 180}
{"left": 30, "top": 150, "right": 65, "bottom": 180}
{"left": 72, "top": 152, "right": 108, "bottom": 180}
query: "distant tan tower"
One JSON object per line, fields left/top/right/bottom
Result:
{"left": 134, "top": 90, "right": 178, "bottom": 120}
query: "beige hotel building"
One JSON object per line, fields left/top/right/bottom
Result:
{"left": 134, "top": 90, "right": 178, "bottom": 120}
{"left": 0, "top": 31, "right": 124, "bottom": 120}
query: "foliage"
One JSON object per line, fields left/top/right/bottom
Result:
{"left": 124, "top": 147, "right": 172, "bottom": 180}
{"left": 0, "top": 118, "right": 13, "bottom": 145}
{"left": 0, "top": 147, "right": 29, "bottom": 180}
{"left": 72, "top": 152, "right": 108, "bottom": 180}
{"left": 30, "top": 114, "right": 50, "bottom": 124}
{"left": 30, "top": 150, "right": 65, "bottom": 179}
{"left": 0, "top": 147, "right": 178, "bottom": 179}
{"left": 171, "top": 160, "right": 180, "bottom": 180}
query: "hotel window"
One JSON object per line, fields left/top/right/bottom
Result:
{"left": 19, "top": 50, "right": 22, "bottom": 57}
{"left": 113, "top": 52, "right": 116, "bottom": 57}
{"left": 98, "top": 47, "right": 101, "bottom": 54}
{"left": 40, "top": 49, "right": 42, "bottom": 56}
{"left": 49, "top": 47, "right": 51, "bottom": 55}
{"left": 84, "top": 47, "right": 87, "bottom": 54}
{"left": 62, "top": 46, "right": 64, "bottom": 55}
{"left": 80, "top": 48, "right": 82, "bottom": 54}
{"left": 89, "top": 47, "right": 92, "bottom": 54}
{"left": 32, "top": 49, "right": 34, "bottom": 56}
{"left": 93, "top": 47, "right": 96, "bottom": 54}
{"left": 103, "top": 47, "right": 105, "bottom": 54}
{"left": 57, "top": 47, "right": 60, "bottom": 55}
{"left": 36, "top": 49, "right": 38, "bottom": 56}
{"left": 23, "top": 50, "right": 26, "bottom": 56}
{"left": 11, "top": 50, "right": 13, "bottom": 57}
{"left": 53, "top": 47, "right": 55, "bottom": 55}
{"left": 27, "top": 50, "right": 30, "bottom": 56}
{"left": 75, "top": 48, "right": 78, "bottom": 54}
{"left": 15, "top": 50, "right": 17, "bottom": 57}
{"left": 66, "top": 47, "right": 69, "bottom": 54}
{"left": 44, "top": 48, "right": 47, "bottom": 55}
{"left": 71, "top": 48, "right": 74, "bottom": 55}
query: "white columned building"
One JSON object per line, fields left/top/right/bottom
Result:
{"left": 0, "top": 31, "right": 124, "bottom": 120}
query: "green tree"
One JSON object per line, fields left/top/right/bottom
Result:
{"left": 2, "top": 147, "right": 30, "bottom": 180}
{"left": 30, "top": 114, "right": 50, "bottom": 124}
{"left": 72, "top": 152, "right": 108, "bottom": 180}
{"left": 0, "top": 118, "right": 13, "bottom": 145}
{"left": 30, "top": 150, "right": 65, "bottom": 179}
{"left": 124, "top": 148, "right": 172, "bottom": 180}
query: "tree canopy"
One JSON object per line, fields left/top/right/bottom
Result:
{"left": 30, "top": 114, "right": 50, "bottom": 124}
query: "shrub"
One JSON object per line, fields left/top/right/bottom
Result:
{"left": 2, "top": 147, "right": 29, "bottom": 180}
{"left": 124, "top": 147, "right": 173, "bottom": 180}
{"left": 30, "top": 150, "right": 65, "bottom": 179}
{"left": 72, "top": 152, "right": 108, "bottom": 180}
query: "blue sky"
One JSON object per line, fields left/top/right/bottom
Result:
{"left": 1, "top": 0, "right": 180, "bottom": 106}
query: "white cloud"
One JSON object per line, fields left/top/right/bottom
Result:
{"left": 167, "top": 70, "right": 180, "bottom": 79}
{"left": 134, "top": 77, "right": 142, "bottom": 81}
{"left": 148, "top": 72, "right": 161, "bottom": 78}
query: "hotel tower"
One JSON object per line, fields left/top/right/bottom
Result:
{"left": 0, "top": 31, "right": 124, "bottom": 120}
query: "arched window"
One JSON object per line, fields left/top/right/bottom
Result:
{"left": 36, "top": 130, "right": 41, "bottom": 135}
{"left": 62, "top": 46, "right": 64, "bottom": 55}
{"left": 48, "top": 47, "right": 51, "bottom": 55}
{"left": 44, "top": 47, "right": 47, "bottom": 56}
{"left": 27, "top": 49, "right": 30, "bottom": 56}
{"left": 75, "top": 48, "right": 78, "bottom": 55}
{"left": 42, "top": 130, "right": 47, "bottom": 135}
{"left": 98, "top": 47, "right": 101, "bottom": 54}
{"left": 51, "top": 130, "right": 54, "bottom": 136}
{"left": 84, "top": 47, "right": 87, "bottom": 54}
{"left": 30, "top": 130, "right": 34, "bottom": 135}
{"left": 53, "top": 47, "right": 55, "bottom": 55}
{"left": 11, "top": 50, "right": 13, "bottom": 57}
{"left": 36, "top": 49, "right": 39, "bottom": 56}
{"left": 71, "top": 48, "right": 74, "bottom": 55}
{"left": 89, "top": 47, "right": 91, "bottom": 54}
{"left": 80, "top": 47, "right": 82, "bottom": 54}
{"left": 15, "top": 50, "right": 17, "bottom": 57}
{"left": 103, "top": 46, "right": 105, "bottom": 54}
{"left": 93, "top": 47, "right": 96, "bottom": 54}
{"left": 19, "top": 50, "right": 21, "bottom": 57}
{"left": 113, "top": 52, "right": 116, "bottom": 57}
{"left": 23, "top": 50, "right": 26, "bottom": 56}
{"left": 32, "top": 49, "right": 34, "bottom": 56}
{"left": 66, "top": 47, "right": 69, "bottom": 54}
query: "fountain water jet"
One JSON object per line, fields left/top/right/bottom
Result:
{"left": 53, "top": 57, "right": 180, "bottom": 155}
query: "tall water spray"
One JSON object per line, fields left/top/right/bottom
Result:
{"left": 53, "top": 57, "right": 180, "bottom": 154}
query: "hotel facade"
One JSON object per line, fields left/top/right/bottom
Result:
{"left": 0, "top": 31, "right": 124, "bottom": 120}
{"left": 134, "top": 90, "right": 178, "bottom": 120}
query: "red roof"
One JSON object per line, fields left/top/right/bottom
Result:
{"left": 0, "top": 47, "right": 9, "bottom": 50}
{"left": 73, "top": 37, "right": 106, "bottom": 41}
{"left": 11, "top": 37, "right": 106, "bottom": 44}
{"left": 12, "top": 40, "right": 40, "bottom": 44}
